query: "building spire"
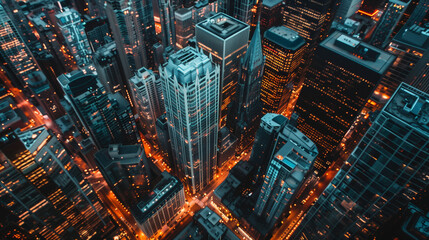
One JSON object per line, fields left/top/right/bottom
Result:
{"left": 243, "top": 22, "right": 263, "bottom": 70}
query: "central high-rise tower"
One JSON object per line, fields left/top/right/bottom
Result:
{"left": 161, "top": 47, "right": 220, "bottom": 194}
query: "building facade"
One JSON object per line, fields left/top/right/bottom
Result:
{"left": 161, "top": 47, "right": 220, "bottom": 194}
{"left": 293, "top": 83, "right": 429, "bottom": 239}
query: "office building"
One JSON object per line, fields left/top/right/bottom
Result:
{"left": 0, "top": 126, "right": 113, "bottom": 239}
{"left": 133, "top": 171, "right": 185, "bottom": 238}
{"left": 58, "top": 71, "right": 138, "bottom": 149}
{"left": 282, "top": 0, "right": 335, "bottom": 51}
{"left": 0, "top": 5, "right": 41, "bottom": 87}
{"left": 376, "top": 24, "right": 429, "bottom": 98}
{"left": 84, "top": 17, "right": 111, "bottom": 52}
{"left": 227, "top": 24, "right": 264, "bottom": 153}
{"left": 105, "top": 0, "right": 157, "bottom": 78}
{"left": 93, "top": 42, "right": 127, "bottom": 95}
{"left": 161, "top": 47, "right": 220, "bottom": 194}
{"left": 196, "top": 13, "right": 249, "bottom": 127}
{"left": 260, "top": 26, "right": 306, "bottom": 115}
{"left": 175, "top": 8, "right": 194, "bottom": 49}
{"left": 255, "top": 118, "right": 318, "bottom": 226}
{"left": 95, "top": 144, "right": 152, "bottom": 205}
{"left": 192, "top": 0, "right": 218, "bottom": 25}
{"left": 292, "top": 83, "right": 429, "bottom": 239}
{"left": 129, "top": 67, "right": 165, "bottom": 141}
{"left": 370, "top": 0, "right": 411, "bottom": 48}
{"left": 159, "top": 0, "right": 176, "bottom": 48}
{"left": 218, "top": 0, "right": 255, "bottom": 24}
{"left": 260, "top": 0, "right": 283, "bottom": 35}
{"left": 55, "top": 7, "right": 91, "bottom": 67}
{"left": 294, "top": 32, "right": 395, "bottom": 174}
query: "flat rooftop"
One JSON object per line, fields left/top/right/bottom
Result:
{"left": 393, "top": 24, "right": 429, "bottom": 51}
{"left": 197, "top": 13, "right": 248, "bottom": 39}
{"left": 384, "top": 83, "right": 429, "bottom": 134}
{"left": 264, "top": 26, "right": 306, "bottom": 51}
{"left": 262, "top": 0, "right": 282, "bottom": 8}
{"left": 321, "top": 31, "right": 395, "bottom": 74}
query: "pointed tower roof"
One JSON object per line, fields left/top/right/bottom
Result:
{"left": 243, "top": 23, "right": 264, "bottom": 70}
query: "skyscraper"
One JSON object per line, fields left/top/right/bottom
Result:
{"left": 159, "top": 0, "right": 176, "bottom": 48}
{"left": 105, "top": 0, "right": 157, "bottom": 78}
{"left": 260, "top": 26, "right": 306, "bottom": 115}
{"left": 370, "top": 0, "right": 411, "bottom": 48}
{"left": 0, "top": 5, "right": 41, "bottom": 87}
{"left": 175, "top": 8, "right": 194, "bottom": 49}
{"left": 84, "top": 17, "right": 111, "bottom": 52}
{"left": 255, "top": 119, "right": 318, "bottom": 226}
{"left": 55, "top": 7, "right": 91, "bottom": 67}
{"left": 161, "top": 47, "right": 220, "bottom": 194}
{"left": 282, "top": 0, "right": 336, "bottom": 51}
{"left": 227, "top": 24, "right": 264, "bottom": 153}
{"left": 0, "top": 126, "right": 113, "bottom": 239}
{"left": 93, "top": 42, "right": 127, "bottom": 95}
{"left": 260, "top": 0, "right": 283, "bottom": 35}
{"left": 133, "top": 171, "right": 185, "bottom": 238}
{"left": 292, "top": 83, "right": 429, "bottom": 239}
{"left": 248, "top": 113, "right": 289, "bottom": 188}
{"left": 58, "top": 71, "right": 138, "bottom": 149}
{"left": 129, "top": 67, "right": 165, "bottom": 142}
{"left": 196, "top": 13, "right": 249, "bottom": 127}
{"left": 334, "top": 0, "right": 362, "bottom": 21}
{"left": 294, "top": 32, "right": 395, "bottom": 173}
{"left": 218, "top": 0, "right": 255, "bottom": 24}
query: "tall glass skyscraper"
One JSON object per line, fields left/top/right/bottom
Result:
{"left": 0, "top": 126, "right": 113, "bottom": 239}
{"left": 292, "top": 83, "right": 429, "bottom": 239}
{"left": 161, "top": 47, "right": 220, "bottom": 194}
{"left": 294, "top": 32, "right": 395, "bottom": 174}
{"left": 255, "top": 116, "right": 318, "bottom": 226}
{"left": 105, "top": 0, "right": 157, "bottom": 78}
{"left": 196, "top": 13, "right": 249, "bottom": 127}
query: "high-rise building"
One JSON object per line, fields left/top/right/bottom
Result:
{"left": 196, "top": 13, "right": 249, "bottom": 127}
{"left": 255, "top": 118, "right": 318, "bottom": 226}
{"left": 95, "top": 144, "right": 152, "bottom": 206}
{"left": 192, "top": 0, "right": 218, "bottom": 25}
{"left": 93, "top": 42, "right": 127, "bottom": 95}
{"left": 58, "top": 71, "right": 138, "bottom": 149}
{"left": 218, "top": 0, "right": 255, "bottom": 24}
{"left": 175, "top": 8, "right": 194, "bottom": 49}
{"left": 375, "top": 24, "right": 429, "bottom": 98}
{"left": 55, "top": 7, "right": 91, "bottom": 67}
{"left": 129, "top": 67, "right": 165, "bottom": 142}
{"left": 407, "top": 47, "right": 429, "bottom": 93}
{"left": 260, "top": 0, "right": 283, "bottom": 35}
{"left": 105, "top": 0, "right": 157, "bottom": 78}
{"left": 282, "top": 0, "right": 336, "bottom": 51}
{"left": 227, "top": 24, "right": 264, "bottom": 153}
{"left": 292, "top": 83, "right": 429, "bottom": 239}
{"left": 294, "top": 32, "right": 395, "bottom": 174}
{"left": 0, "top": 5, "right": 41, "bottom": 88}
{"left": 84, "top": 17, "right": 111, "bottom": 52}
{"left": 0, "top": 126, "right": 114, "bottom": 239}
{"left": 369, "top": 0, "right": 411, "bottom": 48}
{"left": 133, "top": 171, "right": 185, "bottom": 238}
{"left": 248, "top": 113, "right": 289, "bottom": 188}
{"left": 161, "top": 47, "right": 220, "bottom": 194}
{"left": 260, "top": 26, "right": 306, "bottom": 115}
{"left": 159, "top": 0, "right": 176, "bottom": 48}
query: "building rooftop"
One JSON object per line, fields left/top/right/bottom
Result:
{"left": 393, "top": 24, "right": 429, "bottom": 51}
{"left": 163, "top": 47, "right": 215, "bottom": 85}
{"left": 197, "top": 13, "right": 248, "bottom": 39}
{"left": 262, "top": 0, "right": 282, "bottom": 9}
{"left": 16, "top": 126, "right": 49, "bottom": 153}
{"left": 134, "top": 172, "right": 183, "bottom": 223}
{"left": 95, "top": 144, "right": 144, "bottom": 169}
{"left": 321, "top": 31, "right": 395, "bottom": 74}
{"left": 264, "top": 26, "right": 306, "bottom": 51}
{"left": 384, "top": 83, "right": 429, "bottom": 133}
